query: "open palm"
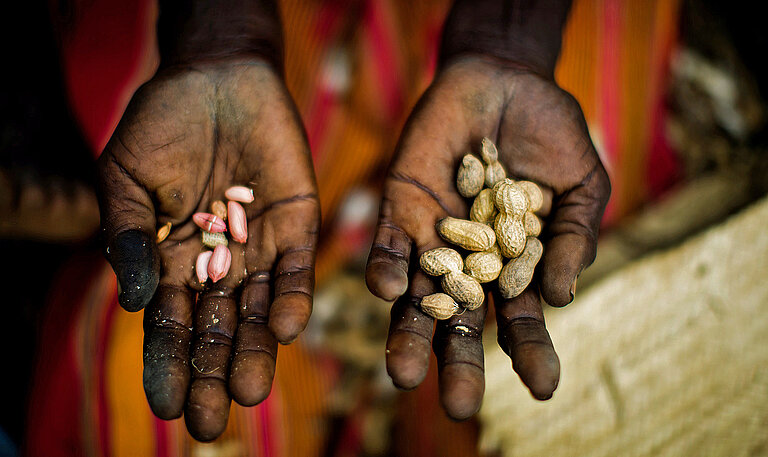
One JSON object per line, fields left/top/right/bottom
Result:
{"left": 97, "top": 60, "right": 319, "bottom": 441}
{"left": 366, "top": 55, "right": 610, "bottom": 419}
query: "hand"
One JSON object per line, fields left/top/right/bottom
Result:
{"left": 97, "top": 60, "right": 319, "bottom": 441}
{"left": 365, "top": 55, "right": 610, "bottom": 419}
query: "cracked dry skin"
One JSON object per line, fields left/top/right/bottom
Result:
{"left": 98, "top": 61, "right": 320, "bottom": 442}
{"left": 365, "top": 55, "right": 610, "bottom": 420}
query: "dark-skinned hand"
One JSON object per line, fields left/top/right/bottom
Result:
{"left": 97, "top": 59, "right": 319, "bottom": 441}
{"left": 366, "top": 55, "right": 611, "bottom": 420}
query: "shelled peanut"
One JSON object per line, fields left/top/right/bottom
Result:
{"left": 418, "top": 137, "right": 545, "bottom": 319}
{"left": 155, "top": 185, "right": 255, "bottom": 285}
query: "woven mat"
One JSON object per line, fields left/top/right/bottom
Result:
{"left": 480, "top": 194, "right": 768, "bottom": 457}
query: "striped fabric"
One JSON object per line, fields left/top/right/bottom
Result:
{"left": 27, "top": 0, "right": 681, "bottom": 455}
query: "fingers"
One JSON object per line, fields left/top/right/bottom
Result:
{"left": 540, "top": 163, "right": 610, "bottom": 307}
{"left": 385, "top": 271, "right": 436, "bottom": 390}
{"left": 366, "top": 218, "right": 412, "bottom": 301}
{"left": 494, "top": 286, "right": 559, "bottom": 400}
{"left": 230, "top": 273, "right": 278, "bottom": 406}
{"left": 265, "top": 197, "right": 319, "bottom": 344}
{"left": 97, "top": 152, "right": 160, "bottom": 311}
{"left": 433, "top": 304, "right": 487, "bottom": 420}
{"left": 142, "top": 284, "right": 194, "bottom": 420}
{"left": 184, "top": 286, "right": 238, "bottom": 442}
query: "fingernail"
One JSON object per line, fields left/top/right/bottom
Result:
{"left": 207, "top": 244, "right": 231, "bottom": 282}
{"left": 192, "top": 213, "right": 227, "bottom": 233}
{"left": 196, "top": 250, "right": 213, "bottom": 283}
{"left": 225, "top": 185, "right": 255, "bottom": 203}
{"left": 227, "top": 201, "right": 248, "bottom": 243}
{"left": 108, "top": 230, "right": 160, "bottom": 311}
{"left": 568, "top": 274, "right": 579, "bottom": 304}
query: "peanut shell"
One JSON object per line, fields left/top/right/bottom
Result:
{"left": 211, "top": 200, "right": 228, "bottom": 220}
{"left": 485, "top": 161, "right": 506, "bottom": 188}
{"left": 464, "top": 249, "right": 503, "bottom": 283}
{"left": 456, "top": 154, "right": 485, "bottom": 198}
{"left": 201, "top": 230, "right": 228, "bottom": 248}
{"left": 480, "top": 137, "right": 498, "bottom": 163}
{"left": 441, "top": 271, "right": 485, "bottom": 310}
{"left": 480, "top": 138, "right": 506, "bottom": 187}
{"left": 494, "top": 213, "right": 527, "bottom": 258}
{"left": 517, "top": 180, "right": 544, "bottom": 213}
{"left": 156, "top": 222, "right": 172, "bottom": 243}
{"left": 498, "top": 237, "right": 543, "bottom": 299}
{"left": 420, "top": 293, "right": 460, "bottom": 320}
{"left": 523, "top": 211, "right": 542, "bottom": 237}
{"left": 469, "top": 188, "right": 497, "bottom": 226}
{"left": 436, "top": 217, "right": 496, "bottom": 252}
{"left": 493, "top": 179, "right": 529, "bottom": 217}
{"left": 420, "top": 247, "right": 463, "bottom": 276}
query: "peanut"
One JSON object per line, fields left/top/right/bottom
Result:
{"left": 441, "top": 271, "right": 485, "bottom": 310}
{"left": 193, "top": 212, "right": 227, "bottom": 233}
{"left": 207, "top": 244, "right": 232, "bottom": 283}
{"left": 227, "top": 200, "right": 248, "bottom": 243}
{"left": 156, "top": 222, "right": 172, "bottom": 243}
{"left": 420, "top": 246, "right": 485, "bottom": 309}
{"left": 456, "top": 154, "right": 485, "bottom": 198}
{"left": 224, "top": 185, "right": 255, "bottom": 203}
{"left": 492, "top": 180, "right": 529, "bottom": 258}
{"left": 420, "top": 293, "right": 460, "bottom": 320}
{"left": 523, "top": 211, "right": 542, "bottom": 237}
{"left": 464, "top": 248, "right": 503, "bottom": 283}
{"left": 196, "top": 250, "right": 213, "bottom": 283}
{"left": 493, "top": 179, "right": 529, "bottom": 217}
{"left": 420, "top": 247, "right": 463, "bottom": 276}
{"left": 202, "top": 230, "right": 228, "bottom": 248}
{"left": 436, "top": 217, "right": 496, "bottom": 251}
{"left": 469, "top": 188, "right": 497, "bottom": 226}
{"left": 481, "top": 137, "right": 507, "bottom": 188}
{"left": 211, "top": 200, "right": 228, "bottom": 220}
{"left": 498, "top": 237, "right": 543, "bottom": 299}
{"left": 517, "top": 180, "right": 544, "bottom": 213}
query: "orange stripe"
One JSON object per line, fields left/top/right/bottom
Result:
{"left": 107, "top": 306, "right": 156, "bottom": 457}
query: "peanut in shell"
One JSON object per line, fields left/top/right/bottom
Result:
{"left": 464, "top": 249, "right": 503, "bottom": 283}
{"left": 480, "top": 137, "right": 506, "bottom": 187}
{"left": 441, "top": 271, "right": 485, "bottom": 310}
{"left": 456, "top": 154, "right": 485, "bottom": 198}
{"left": 436, "top": 217, "right": 496, "bottom": 251}
{"left": 493, "top": 179, "right": 529, "bottom": 217}
{"left": 420, "top": 293, "right": 460, "bottom": 320}
{"left": 469, "top": 188, "right": 497, "bottom": 226}
{"left": 420, "top": 247, "right": 463, "bottom": 276}
{"left": 494, "top": 213, "right": 527, "bottom": 258}
{"left": 523, "top": 211, "right": 542, "bottom": 237}
{"left": 517, "top": 180, "right": 544, "bottom": 213}
{"left": 498, "top": 237, "right": 543, "bottom": 299}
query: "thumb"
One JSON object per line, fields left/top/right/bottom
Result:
{"left": 97, "top": 152, "right": 160, "bottom": 312}
{"left": 540, "top": 162, "right": 610, "bottom": 307}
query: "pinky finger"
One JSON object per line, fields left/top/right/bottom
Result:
{"left": 494, "top": 286, "right": 560, "bottom": 400}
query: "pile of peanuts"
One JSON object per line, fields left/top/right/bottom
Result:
{"left": 419, "top": 138, "right": 544, "bottom": 320}
{"left": 156, "top": 185, "right": 254, "bottom": 284}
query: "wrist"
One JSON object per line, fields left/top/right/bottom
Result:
{"left": 439, "top": 0, "right": 572, "bottom": 78}
{"left": 157, "top": 0, "right": 283, "bottom": 71}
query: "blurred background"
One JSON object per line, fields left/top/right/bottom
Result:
{"left": 1, "top": 0, "right": 767, "bottom": 456}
